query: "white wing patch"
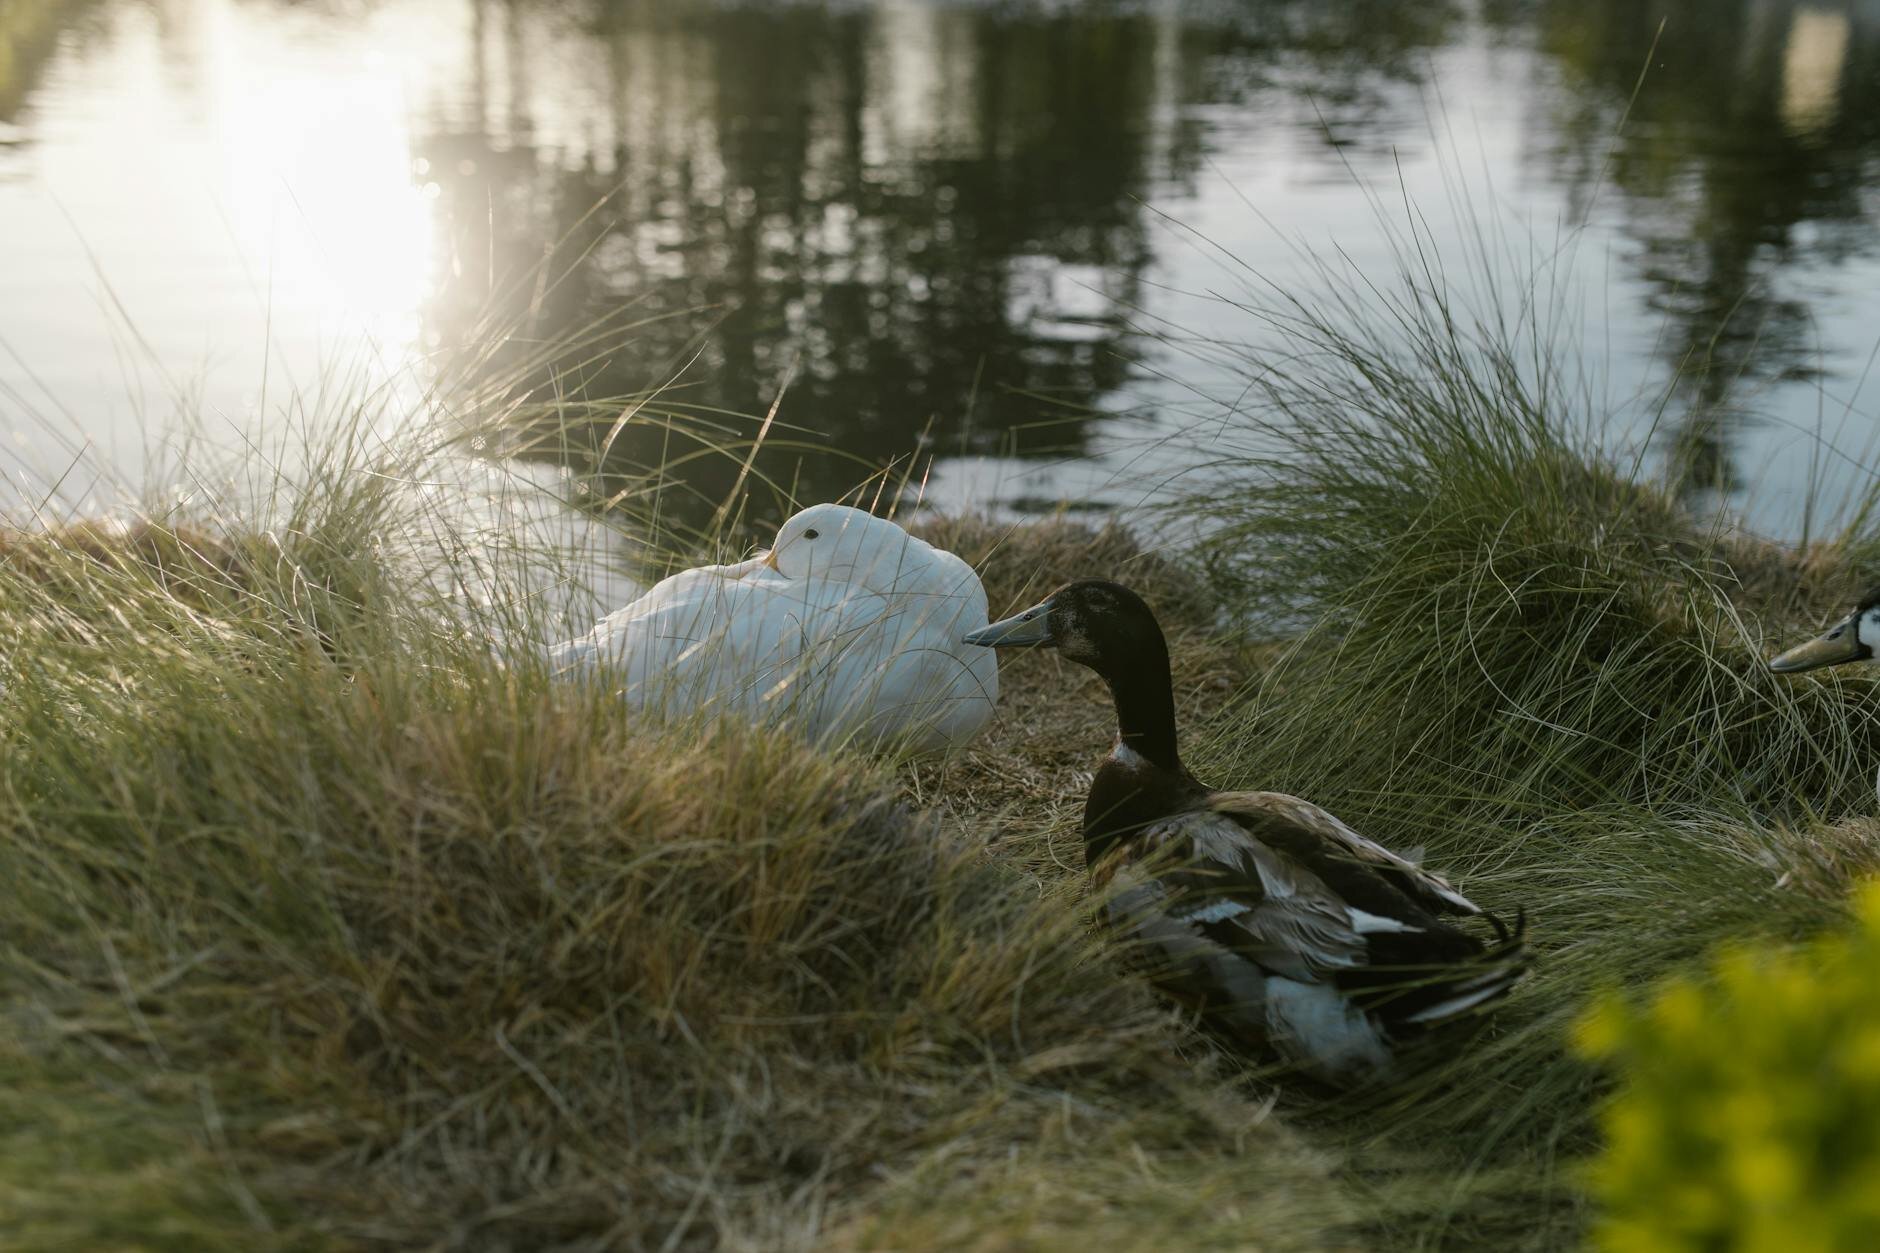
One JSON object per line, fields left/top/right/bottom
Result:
{"left": 1174, "top": 898, "right": 1253, "bottom": 925}
{"left": 1346, "top": 908, "right": 1420, "bottom": 935}
{"left": 1265, "top": 978, "right": 1393, "bottom": 1079}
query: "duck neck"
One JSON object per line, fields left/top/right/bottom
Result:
{"left": 1102, "top": 644, "right": 1181, "bottom": 773}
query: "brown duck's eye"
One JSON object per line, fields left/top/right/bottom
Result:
{"left": 804, "top": 529, "right": 820, "bottom": 540}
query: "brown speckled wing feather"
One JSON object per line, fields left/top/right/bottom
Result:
{"left": 1109, "top": 810, "right": 1367, "bottom": 984}
{"left": 1208, "top": 791, "right": 1481, "bottom": 916}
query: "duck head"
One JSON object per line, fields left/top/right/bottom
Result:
{"left": 963, "top": 579, "right": 1160, "bottom": 672}
{"left": 966, "top": 579, "right": 1181, "bottom": 769}
{"left": 761, "top": 504, "right": 914, "bottom": 588}
{"left": 1769, "top": 587, "right": 1880, "bottom": 674}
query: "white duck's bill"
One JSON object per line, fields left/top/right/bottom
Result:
{"left": 1769, "top": 615, "right": 1868, "bottom": 673}
{"left": 704, "top": 551, "right": 783, "bottom": 581}
{"left": 964, "top": 601, "right": 1053, "bottom": 648}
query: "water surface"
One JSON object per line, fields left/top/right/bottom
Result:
{"left": 4, "top": 0, "right": 1880, "bottom": 539}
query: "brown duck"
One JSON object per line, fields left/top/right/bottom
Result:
{"left": 966, "top": 579, "right": 1529, "bottom": 1085}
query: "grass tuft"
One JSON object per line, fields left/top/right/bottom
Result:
{"left": 0, "top": 495, "right": 1353, "bottom": 1249}
{"left": 1160, "top": 233, "right": 1880, "bottom": 1247}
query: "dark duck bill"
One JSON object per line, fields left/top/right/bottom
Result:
{"left": 963, "top": 603, "right": 1055, "bottom": 648}
{"left": 965, "top": 577, "right": 1530, "bottom": 1088}
{"left": 1769, "top": 589, "right": 1880, "bottom": 674}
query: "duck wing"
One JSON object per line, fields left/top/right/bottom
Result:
{"left": 1101, "top": 808, "right": 1406, "bottom": 1081}
{"left": 841, "top": 550, "right": 998, "bottom": 749}
{"left": 1101, "top": 803, "right": 1526, "bottom": 1079}
{"left": 1209, "top": 791, "right": 1482, "bottom": 917}
{"left": 1102, "top": 808, "right": 1370, "bottom": 985}
{"left": 552, "top": 572, "right": 875, "bottom": 718}
{"left": 549, "top": 560, "right": 786, "bottom": 669}
{"left": 813, "top": 611, "right": 998, "bottom": 751}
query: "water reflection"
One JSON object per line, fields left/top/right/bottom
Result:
{"left": 411, "top": 0, "right": 1482, "bottom": 527}
{"left": 0, "top": 0, "right": 438, "bottom": 499}
{"left": 1783, "top": 7, "right": 1852, "bottom": 138}
{"left": 4, "top": 0, "right": 1880, "bottom": 535}
{"left": 429, "top": 0, "right": 1167, "bottom": 519}
{"left": 1525, "top": 0, "right": 1880, "bottom": 500}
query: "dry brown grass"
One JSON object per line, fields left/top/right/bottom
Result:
{"left": 0, "top": 511, "right": 1364, "bottom": 1252}
{"left": 0, "top": 519, "right": 247, "bottom": 603}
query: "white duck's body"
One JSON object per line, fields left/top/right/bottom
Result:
{"left": 550, "top": 505, "right": 998, "bottom": 754}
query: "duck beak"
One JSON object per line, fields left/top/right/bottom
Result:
{"left": 762, "top": 548, "right": 781, "bottom": 573}
{"left": 1770, "top": 613, "right": 1868, "bottom": 673}
{"left": 964, "top": 598, "right": 1054, "bottom": 649}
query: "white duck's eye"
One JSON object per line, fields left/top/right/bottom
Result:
{"left": 804, "top": 529, "right": 820, "bottom": 540}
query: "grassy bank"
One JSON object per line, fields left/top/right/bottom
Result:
{"left": 1164, "top": 246, "right": 1880, "bottom": 1246}
{"left": 7, "top": 271, "right": 1880, "bottom": 1249}
{"left": 0, "top": 482, "right": 1356, "bottom": 1250}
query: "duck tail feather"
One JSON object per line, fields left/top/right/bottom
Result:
{"left": 1399, "top": 915, "right": 1532, "bottom": 1028}
{"left": 1481, "top": 906, "right": 1528, "bottom": 948}
{"left": 1400, "top": 973, "right": 1519, "bottom": 1025}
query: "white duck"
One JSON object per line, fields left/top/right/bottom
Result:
{"left": 549, "top": 504, "right": 998, "bottom": 754}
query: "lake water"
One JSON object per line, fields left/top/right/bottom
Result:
{"left": 4, "top": 0, "right": 1880, "bottom": 543}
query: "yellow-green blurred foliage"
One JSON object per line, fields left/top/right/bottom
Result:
{"left": 1577, "top": 882, "right": 1880, "bottom": 1253}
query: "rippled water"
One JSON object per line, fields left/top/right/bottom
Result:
{"left": 3, "top": 0, "right": 1880, "bottom": 538}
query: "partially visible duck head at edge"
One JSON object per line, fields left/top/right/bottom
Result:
{"left": 1769, "top": 586, "right": 1880, "bottom": 675}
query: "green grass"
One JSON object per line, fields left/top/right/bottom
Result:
{"left": 1159, "top": 230, "right": 1880, "bottom": 1247}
